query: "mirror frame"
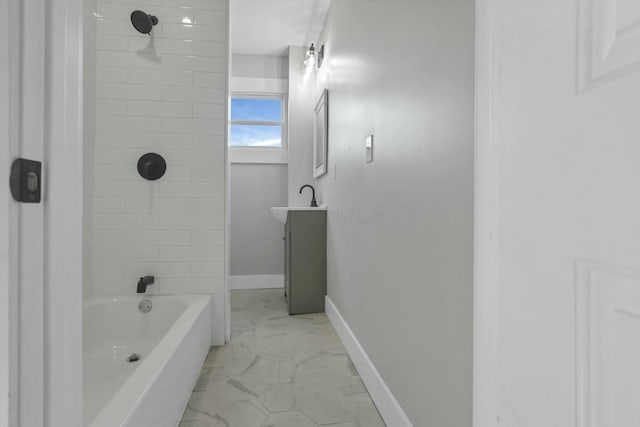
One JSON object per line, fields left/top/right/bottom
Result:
{"left": 313, "top": 88, "right": 329, "bottom": 178}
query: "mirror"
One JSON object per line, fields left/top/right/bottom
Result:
{"left": 314, "top": 89, "right": 328, "bottom": 178}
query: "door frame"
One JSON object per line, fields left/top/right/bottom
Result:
{"left": 43, "top": 0, "right": 84, "bottom": 425}
{"left": 473, "top": 0, "right": 500, "bottom": 426}
{"left": 0, "top": 0, "right": 19, "bottom": 424}
{"left": 1, "top": 0, "right": 84, "bottom": 424}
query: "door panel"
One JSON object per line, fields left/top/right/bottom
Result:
{"left": 577, "top": 263, "right": 640, "bottom": 427}
{"left": 578, "top": 0, "right": 640, "bottom": 89}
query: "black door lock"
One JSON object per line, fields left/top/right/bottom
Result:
{"left": 10, "top": 158, "right": 42, "bottom": 203}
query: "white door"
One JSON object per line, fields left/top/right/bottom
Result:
{"left": 0, "top": 0, "right": 83, "bottom": 425}
{"left": 476, "top": 0, "right": 640, "bottom": 426}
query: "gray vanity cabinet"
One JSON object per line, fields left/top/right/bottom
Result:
{"left": 284, "top": 210, "right": 327, "bottom": 314}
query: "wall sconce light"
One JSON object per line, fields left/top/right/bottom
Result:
{"left": 305, "top": 44, "right": 316, "bottom": 68}
{"left": 305, "top": 43, "right": 325, "bottom": 69}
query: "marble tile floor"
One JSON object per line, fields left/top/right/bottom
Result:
{"left": 179, "top": 289, "right": 386, "bottom": 427}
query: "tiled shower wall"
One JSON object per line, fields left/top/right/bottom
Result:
{"left": 86, "top": 0, "right": 227, "bottom": 297}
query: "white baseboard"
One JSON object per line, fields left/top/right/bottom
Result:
{"left": 230, "top": 274, "right": 284, "bottom": 290}
{"left": 325, "top": 296, "right": 414, "bottom": 427}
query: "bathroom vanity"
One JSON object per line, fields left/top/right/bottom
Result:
{"left": 272, "top": 208, "right": 327, "bottom": 314}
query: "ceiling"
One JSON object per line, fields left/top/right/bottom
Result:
{"left": 231, "top": 0, "right": 332, "bottom": 56}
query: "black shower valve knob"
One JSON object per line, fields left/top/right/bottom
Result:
{"left": 137, "top": 153, "right": 166, "bottom": 181}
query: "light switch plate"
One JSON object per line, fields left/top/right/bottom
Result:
{"left": 365, "top": 134, "right": 374, "bottom": 163}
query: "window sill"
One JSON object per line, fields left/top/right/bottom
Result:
{"left": 230, "top": 148, "right": 289, "bottom": 164}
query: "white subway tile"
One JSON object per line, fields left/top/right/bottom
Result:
{"left": 96, "top": 99, "right": 127, "bottom": 115}
{"left": 193, "top": 103, "right": 224, "bottom": 119}
{"left": 127, "top": 100, "right": 192, "bottom": 118}
{"left": 158, "top": 214, "right": 224, "bottom": 230}
{"left": 191, "top": 149, "right": 224, "bottom": 166}
{"left": 93, "top": 146, "right": 138, "bottom": 162}
{"left": 158, "top": 182, "right": 223, "bottom": 198}
{"left": 126, "top": 197, "right": 190, "bottom": 214}
{"left": 162, "top": 165, "right": 192, "bottom": 182}
{"left": 125, "top": 198, "right": 156, "bottom": 214}
{"left": 194, "top": 10, "right": 226, "bottom": 27}
{"left": 94, "top": 164, "right": 136, "bottom": 180}
{"left": 129, "top": 37, "right": 194, "bottom": 56}
{"left": 93, "top": 197, "right": 126, "bottom": 213}
{"left": 127, "top": 68, "right": 193, "bottom": 86}
{"left": 193, "top": 41, "right": 226, "bottom": 58}
{"left": 126, "top": 262, "right": 191, "bottom": 279}
{"left": 95, "top": 3, "right": 134, "bottom": 18}
{"left": 162, "top": 23, "right": 226, "bottom": 42}
{"left": 97, "top": 82, "right": 162, "bottom": 100}
{"left": 101, "top": 0, "right": 161, "bottom": 6}
{"left": 93, "top": 214, "right": 158, "bottom": 230}
{"left": 162, "top": 0, "right": 226, "bottom": 11}
{"left": 125, "top": 246, "right": 159, "bottom": 262}
{"left": 163, "top": 150, "right": 193, "bottom": 165}
{"left": 124, "top": 133, "right": 192, "bottom": 149}
{"left": 92, "top": 230, "right": 126, "bottom": 246}
{"left": 152, "top": 278, "right": 195, "bottom": 294}
{"left": 96, "top": 19, "right": 132, "bottom": 35}
{"left": 158, "top": 245, "right": 222, "bottom": 262}
{"left": 160, "top": 118, "right": 225, "bottom": 135}
{"left": 158, "top": 246, "right": 192, "bottom": 262}
{"left": 193, "top": 134, "right": 225, "bottom": 150}
{"left": 92, "top": 246, "right": 125, "bottom": 263}
{"left": 161, "top": 86, "right": 225, "bottom": 103}
{"left": 155, "top": 8, "right": 195, "bottom": 24}
{"left": 191, "top": 230, "right": 224, "bottom": 246}
{"left": 96, "top": 67, "right": 128, "bottom": 83}
{"left": 126, "top": 230, "right": 191, "bottom": 246}
{"left": 191, "top": 262, "right": 224, "bottom": 278}
{"left": 96, "top": 34, "right": 129, "bottom": 51}
{"left": 92, "top": 181, "right": 126, "bottom": 197}
{"left": 96, "top": 115, "right": 162, "bottom": 132}
{"left": 191, "top": 198, "right": 224, "bottom": 214}
{"left": 163, "top": 54, "right": 226, "bottom": 72}
{"left": 193, "top": 72, "right": 226, "bottom": 88}
{"left": 191, "top": 165, "right": 224, "bottom": 183}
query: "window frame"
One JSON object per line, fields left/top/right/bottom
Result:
{"left": 229, "top": 92, "right": 288, "bottom": 151}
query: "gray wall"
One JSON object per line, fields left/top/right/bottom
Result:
{"left": 232, "top": 54, "right": 289, "bottom": 79}
{"left": 230, "top": 164, "right": 288, "bottom": 275}
{"left": 315, "top": 1, "right": 475, "bottom": 425}
{"left": 230, "top": 54, "right": 289, "bottom": 277}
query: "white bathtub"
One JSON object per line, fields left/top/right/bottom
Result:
{"left": 84, "top": 295, "right": 212, "bottom": 427}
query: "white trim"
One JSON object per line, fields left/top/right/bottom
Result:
{"left": 230, "top": 275, "right": 284, "bottom": 290}
{"left": 473, "top": 0, "right": 500, "bottom": 426}
{"left": 230, "top": 148, "right": 289, "bottom": 164}
{"left": 231, "top": 77, "right": 288, "bottom": 94}
{"left": 224, "top": 0, "right": 232, "bottom": 344}
{"left": 325, "top": 296, "right": 414, "bottom": 427}
{"left": 44, "top": 0, "right": 84, "bottom": 424}
{"left": 0, "top": 0, "right": 17, "bottom": 422}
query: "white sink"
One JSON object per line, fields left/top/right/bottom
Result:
{"left": 270, "top": 206, "right": 327, "bottom": 224}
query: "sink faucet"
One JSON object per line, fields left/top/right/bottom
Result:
{"left": 299, "top": 185, "right": 318, "bottom": 207}
{"left": 137, "top": 276, "right": 155, "bottom": 294}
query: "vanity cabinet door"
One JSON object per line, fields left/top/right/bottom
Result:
{"left": 287, "top": 211, "right": 327, "bottom": 314}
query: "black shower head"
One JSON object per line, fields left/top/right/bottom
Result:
{"left": 131, "top": 10, "right": 158, "bottom": 35}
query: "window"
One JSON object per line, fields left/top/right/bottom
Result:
{"left": 230, "top": 95, "right": 286, "bottom": 149}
